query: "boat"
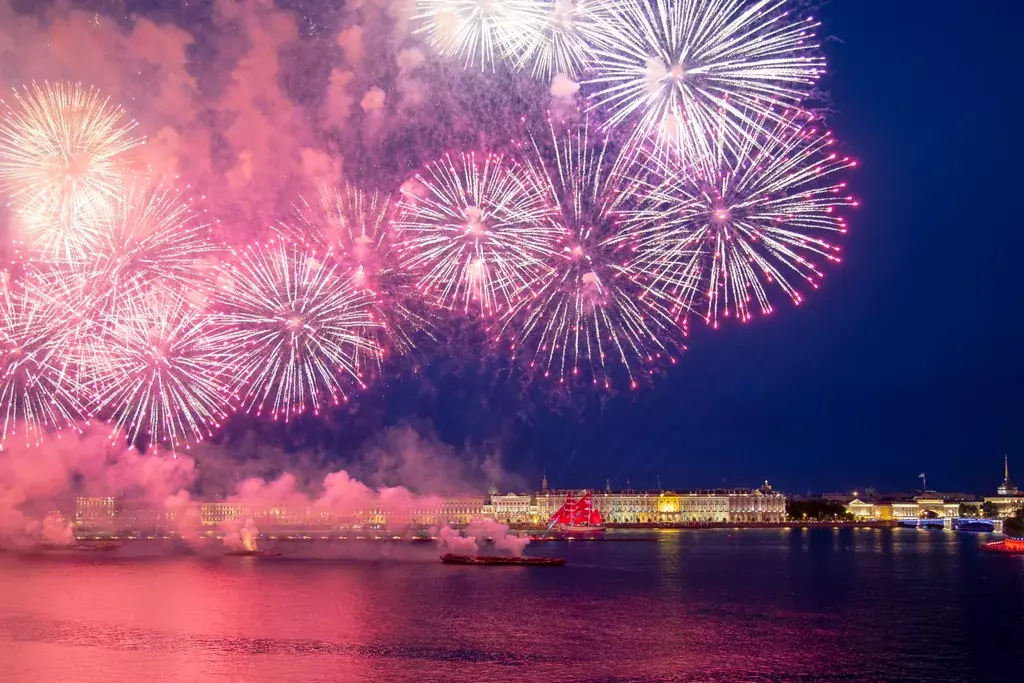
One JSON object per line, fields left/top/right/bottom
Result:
{"left": 226, "top": 549, "right": 282, "bottom": 557}
{"left": 953, "top": 519, "right": 995, "bottom": 532}
{"left": 440, "top": 553, "right": 565, "bottom": 566}
{"left": 39, "top": 541, "right": 121, "bottom": 552}
{"left": 981, "top": 537, "right": 1024, "bottom": 554}
{"left": 546, "top": 491, "right": 605, "bottom": 535}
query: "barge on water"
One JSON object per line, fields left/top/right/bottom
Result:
{"left": 226, "top": 550, "right": 282, "bottom": 557}
{"left": 440, "top": 553, "right": 565, "bottom": 567}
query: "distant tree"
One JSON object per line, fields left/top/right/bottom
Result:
{"left": 786, "top": 499, "right": 853, "bottom": 521}
{"left": 1004, "top": 508, "right": 1024, "bottom": 537}
{"left": 981, "top": 501, "right": 999, "bottom": 518}
{"left": 924, "top": 510, "right": 939, "bottom": 519}
{"left": 958, "top": 503, "right": 979, "bottom": 518}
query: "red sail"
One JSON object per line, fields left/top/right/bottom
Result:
{"left": 549, "top": 492, "right": 577, "bottom": 526}
{"left": 549, "top": 491, "right": 602, "bottom": 527}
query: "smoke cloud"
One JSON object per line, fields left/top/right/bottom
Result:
{"left": 437, "top": 519, "right": 530, "bottom": 557}
{"left": 0, "top": 423, "right": 508, "bottom": 549}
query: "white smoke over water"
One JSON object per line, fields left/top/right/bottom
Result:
{"left": 437, "top": 519, "right": 530, "bottom": 557}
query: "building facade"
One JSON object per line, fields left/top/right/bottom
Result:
{"left": 75, "top": 484, "right": 788, "bottom": 533}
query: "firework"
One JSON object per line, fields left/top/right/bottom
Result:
{"left": 620, "top": 112, "right": 856, "bottom": 328}
{"left": 277, "top": 181, "right": 434, "bottom": 367}
{"left": 82, "top": 289, "right": 230, "bottom": 450}
{"left": 0, "top": 82, "right": 144, "bottom": 261}
{"left": 584, "top": 0, "right": 824, "bottom": 160}
{"left": 0, "top": 271, "right": 87, "bottom": 450}
{"left": 507, "top": 0, "right": 600, "bottom": 81}
{"left": 412, "top": 0, "right": 545, "bottom": 71}
{"left": 87, "top": 182, "right": 217, "bottom": 307}
{"left": 211, "top": 241, "right": 379, "bottom": 421}
{"left": 499, "top": 120, "right": 685, "bottom": 388}
{"left": 394, "top": 151, "right": 560, "bottom": 317}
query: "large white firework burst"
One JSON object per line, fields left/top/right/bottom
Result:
{"left": 500, "top": 120, "right": 686, "bottom": 388}
{"left": 584, "top": 0, "right": 824, "bottom": 160}
{"left": 620, "top": 112, "right": 856, "bottom": 328}
{"left": 0, "top": 81, "right": 144, "bottom": 262}
{"left": 507, "top": 0, "right": 601, "bottom": 81}
{"left": 394, "top": 151, "right": 561, "bottom": 317}
{"left": 211, "top": 241, "right": 380, "bottom": 422}
{"left": 412, "top": 0, "right": 546, "bottom": 71}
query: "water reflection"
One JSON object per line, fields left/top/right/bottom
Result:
{"left": 1, "top": 530, "right": 1023, "bottom": 681}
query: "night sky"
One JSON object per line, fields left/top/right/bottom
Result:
{"left": 5, "top": 1, "right": 1020, "bottom": 496}
{"left": 406, "top": 1, "right": 1024, "bottom": 496}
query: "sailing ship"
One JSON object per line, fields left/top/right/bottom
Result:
{"left": 546, "top": 491, "right": 605, "bottom": 535}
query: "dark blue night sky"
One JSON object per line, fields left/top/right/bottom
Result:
{"left": 405, "top": 1, "right": 1024, "bottom": 495}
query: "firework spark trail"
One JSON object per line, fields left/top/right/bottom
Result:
{"left": 412, "top": 0, "right": 547, "bottom": 71}
{"left": 394, "top": 151, "right": 561, "bottom": 317}
{"left": 619, "top": 112, "right": 856, "bottom": 328}
{"left": 277, "top": 181, "right": 436, "bottom": 371}
{"left": 86, "top": 182, "right": 217, "bottom": 292}
{"left": 211, "top": 241, "right": 380, "bottom": 422}
{"left": 83, "top": 289, "right": 231, "bottom": 451}
{"left": 500, "top": 119, "right": 685, "bottom": 388}
{"left": 507, "top": 0, "right": 601, "bottom": 82}
{"left": 584, "top": 0, "right": 824, "bottom": 162}
{"left": 0, "top": 82, "right": 144, "bottom": 262}
{"left": 0, "top": 270, "right": 87, "bottom": 450}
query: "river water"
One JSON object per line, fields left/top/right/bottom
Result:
{"left": 1, "top": 528, "right": 1022, "bottom": 682}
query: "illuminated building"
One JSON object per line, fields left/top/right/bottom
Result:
{"left": 985, "top": 456, "right": 1024, "bottom": 518}
{"left": 73, "top": 481, "right": 787, "bottom": 534}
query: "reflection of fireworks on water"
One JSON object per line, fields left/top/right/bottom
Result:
{"left": 211, "top": 241, "right": 380, "bottom": 422}
{"left": 508, "top": 0, "right": 600, "bottom": 81}
{"left": 0, "top": 271, "right": 86, "bottom": 450}
{"left": 620, "top": 113, "right": 856, "bottom": 328}
{"left": 499, "top": 120, "right": 685, "bottom": 389}
{"left": 0, "top": 82, "right": 144, "bottom": 261}
{"left": 84, "top": 290, "right": 230, "bottom": 451}
{"left": 584, "top": 0, "right": 823, "bottom": 160}
{"left": 394, "top": 151, "right": 560, "bottom": 317}
{"left": 412, "top": 0, "right": 544, "bottom": 71}
{"left": 277, "top": 181, "right": 435, "bottom": 369}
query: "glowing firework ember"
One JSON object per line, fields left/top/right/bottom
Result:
{"left": 413, "top": 0, "right": 544, "bottom": 71}
{"left": 0, "top": 82, "right": 144, "bottom": 261}
{"left": 83, "top": 290, "right": 231, "bottom": 450}
{"left": 212, "top": 241, "right": 380, "bottom": 421}
{"left": 621, "top": 113, "right": 856, "bottom": 327}
{"left": 278, "top": 182, "right": 435, "bottom": 367}
{"left": 500, "top": 120, "right": 685, "bottom": 388}
{"left": 394, "top": 151, "right": 560, "bottom": 316}
{"left": 0, "top": 271, "right": 86, "bottom": 450}
{"left": 584, "top": 0, "right": 824, "bottom": 160}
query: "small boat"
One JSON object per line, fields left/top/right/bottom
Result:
{"left": 226, "top": 549, "right": 282, "bottom": 557}
{"left": 39, "top": 541, "right": 121, "bottom": 552}
{"left": 981, "top": 537, "right": 1024, "bottom": 554}
{"left": 440, "top": 553, "right": 565, "bottom": 566}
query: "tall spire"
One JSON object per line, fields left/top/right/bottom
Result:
{"left": 1006, "top": 455, "right": 1010, "bottom": 480}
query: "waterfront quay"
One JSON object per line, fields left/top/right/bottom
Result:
{"left": 72, "top": 480, "right": 787, "bottom": 535}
